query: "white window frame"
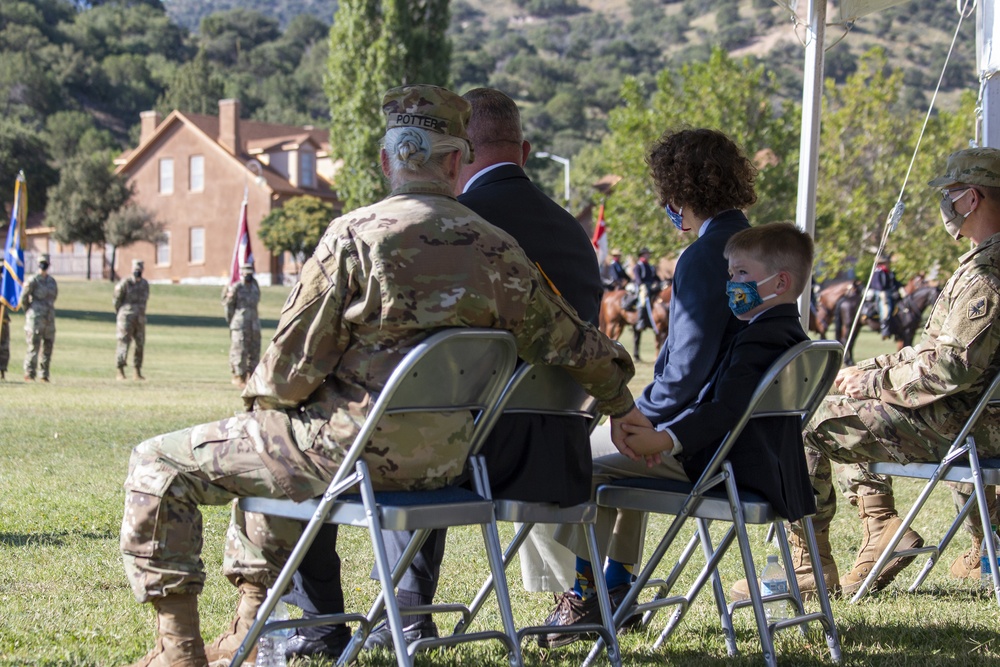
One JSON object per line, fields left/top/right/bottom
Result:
{"left": 156, "top": 231, "right": 171, "bottom": 266}
{"left": 189, "top": 227, "right": 205, "bottom": 264}
{"left": 159, "top": 157, "right": 174, "bottom": 194}
{"left": 189, "top": 155, "right": 204, "bottom": 192}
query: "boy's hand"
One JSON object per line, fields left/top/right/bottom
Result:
{"left": 611, "top": 408, "right": 661, "bottom": 467}
{"left": 620, "top": 421, "right": 673, "bottom": 459}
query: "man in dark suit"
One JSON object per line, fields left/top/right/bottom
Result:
{"left": 283, "top": 87, "right": 606, "bottom": 657}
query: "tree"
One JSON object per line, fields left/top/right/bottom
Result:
{"left": 325, "top": 0, "right": 451, "bottom": 211}
{"left": 46, "top": 151, "right": 132, "bottom": 279}
{"left": 0, "top": 119, "right": 57, "bottom": 212}
{"left": 104, "top": 202, "right": 163, "bottom": 282}
{"left": 575, "top": 47, "right": 799, "bottom": 261}
{"left": 258, "top": 195, "right": 337, "bottom": 272}
{"left": 157, "top": 50, "right": 225, "bottom": 116}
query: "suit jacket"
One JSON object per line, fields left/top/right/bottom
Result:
{"left": 670, "top": 303, "right": 816, "bottom": 521}
{"left": 636, "top": 209, "right": 749, "bottom": 427}
{"left": 460, "top": 163, "right": 602, "bottom": 505}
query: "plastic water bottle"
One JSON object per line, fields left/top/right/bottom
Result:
{"left": 980, "top": 524, "right": 1000, "bottom": 588}
{"left": 759, "top": 555, "right": 788, "bottom": 620}
{"left": 256, "top": 593, "right": 290, "bottom": 667}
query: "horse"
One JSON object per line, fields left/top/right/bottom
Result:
{"left": 834, "top": 275, "right": 940, "bottom": 365}
{"left": 599, "top": 283, "right": 671, "bottom": 361}
{"left": 810, "top": 279, "right": 860, "bottom": 338}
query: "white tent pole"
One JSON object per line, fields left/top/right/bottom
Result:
{"left": 979, "top": 0, "right": 1000, "bottom": 148}
{"left": 796, "top": 0, "right": 827, "bottom": 332}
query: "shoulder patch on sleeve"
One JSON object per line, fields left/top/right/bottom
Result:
{"left": 969, "top": 296, "right": 989, "bottom": 320}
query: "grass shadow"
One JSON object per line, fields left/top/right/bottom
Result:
{"left": 58, "top": 309, "right": 279, "bottom": 330}
{"left": 1, "top": 529, "right": 117, "bottom": 547}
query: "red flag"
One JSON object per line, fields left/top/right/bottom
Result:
{"left": 591, "top": 203, "right": 608, "bottom": 265}
{"left": 229, "top": 198, "right": 254, "bottom": 285}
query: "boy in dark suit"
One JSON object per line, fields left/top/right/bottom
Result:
{"left": 543, "top": 222, "right": 816, "bottom": 645}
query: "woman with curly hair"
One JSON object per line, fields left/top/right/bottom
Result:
{"left": 541, "top": 128, "right": 760, "bottom": 647}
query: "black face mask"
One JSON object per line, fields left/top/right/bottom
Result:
{"left": 39, "top": 262, "right": 49, "bottom": 271}
{"left": 133, "top": 270, "right": 142, "bottom": 279}
{"left": 243, "top": 274, "right": 253, "bottom": 283}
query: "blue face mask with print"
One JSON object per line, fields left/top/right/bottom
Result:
{"left": 664, "top": 204, "right": 688, "bottom": 232}
{"left": 726, "top": 273, "right": 778, "bottom": 316}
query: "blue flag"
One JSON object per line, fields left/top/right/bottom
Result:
{"left": 1, "top": 171, "right": 27, "bottom": 311}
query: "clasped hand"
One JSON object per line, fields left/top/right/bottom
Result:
{"left": 610, "top": 407, "right": 671, "bottom": 467}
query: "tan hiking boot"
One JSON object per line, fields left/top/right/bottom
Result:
{"left": 204, "top": 580, "right": 267, "bottom": 664}
{"left": 125, "top": 594, "right": 207, "bottom": 667}
{"left": 840, "top": 494, "right": 923, "bottom": 596}
{"left": 951, "top": 536, "right": 983, "bottom": 579}
{"left": 730, "top": 525, "right": 840, "bottom": 602}
{"left": 117, "top": 366, "right": 128, "bottom": 381}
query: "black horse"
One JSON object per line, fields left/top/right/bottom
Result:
{"left": 834, "top": 282, "right": 941, "bottom": 365}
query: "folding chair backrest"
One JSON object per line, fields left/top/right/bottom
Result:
{"left": 497, "top": 363, "right": 598, "bottom": 417}
{"left": 696, "top": 339, "right": 843, "bottom": 486}
{"left": 329, "top": 328, "right": 519, "bottom": 490}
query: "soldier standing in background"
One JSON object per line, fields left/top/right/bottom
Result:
{"left": 222, "top": 262, "right": 261, "bottom": 388}
{"left": 1, "top": 307, "right": 10, "bottom": 380}
{"left": 22, "top": 253, "right": 57, "bottom": 382}
{"left": 114, "top": 259, "right": 149, "bottom": 381}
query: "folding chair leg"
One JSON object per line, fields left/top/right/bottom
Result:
{"left": 802, "top": 516, "right": 842, "bottom": 663}
{"left": 479, "top": 519, "right": 524, "bottom": 667}
{"left": 585, "top": 522, "right": 622, "bottom": 667}
{"left": 909, "top": 495, "right": 973, "bottom": 592}
{"left": 969, "top": 440, "right": 1000, "bottom": 607}
{"left": 454, "top": 522, "right": 535, "bottom": 636}
{"left": 772, "top": 522, "right": 807, "bottom": 633}
{"left": 696, "top": 519, "right": 739, "bottom": 657}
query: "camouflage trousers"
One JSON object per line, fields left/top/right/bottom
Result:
{"left": 799, "top": 394, "right": 1000, "bottom": 536}
{"left": 116, "top": 313, "right": 145, "bottom": 370}
{"left": 23, "top": 332, "right": 54, "bottom": 379}
{"left": 229, "top": 328, "right": 261, "bottom": 378}
{"left": 120, "top": 409, "right": 339, "bottom": 603}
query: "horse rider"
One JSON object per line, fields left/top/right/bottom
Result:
{"left": 605, "top": 248, "right": 630, "bottom": 290}
{"left": 633, "top": 247, "right": 659, "bottom": 331}
{"left": 870, "top": 251, "right": 903, "bottom": 340}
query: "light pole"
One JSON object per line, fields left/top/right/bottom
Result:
{"left": 535, "top": 151, "right": 570, "bottom": 210}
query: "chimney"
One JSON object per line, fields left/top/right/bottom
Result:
{"left": 219, "top": 99, "right": 241, "bottom": 155}
{"left": 139, "top": 110, "right": 161, "bottom": 145}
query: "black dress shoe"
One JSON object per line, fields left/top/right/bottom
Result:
{"left": 362, "top": 619, "right": 439, "bottom": 650}
{"left": 284, "top": 625, "right": 351, "bottom": 659}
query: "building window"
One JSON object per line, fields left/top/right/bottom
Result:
{"left": 156, "top": 231, "right": 171, "bottom": 265}
{"left": 300, "top": 151, "right": 316, "bottom": 188}
{"left": 189, "top": 155, "right": 204, "bottom": 192}
{"left": 189, "top": 227, "right": 205, "bottom": 264}
{"left": 159, "top": 158, "right": 174, "bottom": 194}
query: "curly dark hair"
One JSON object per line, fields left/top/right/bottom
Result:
{"left": 646, "top": 128, "right": 758, "bottom": 219}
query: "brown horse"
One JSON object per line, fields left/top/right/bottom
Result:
{"left": 599, "top": 285, "right": 671, "bottom": 361}
{"left": 810, "top": 279, "right": 860, "bottom": 338}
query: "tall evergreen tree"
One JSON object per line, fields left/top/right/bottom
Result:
{"left": 325, "top": 0, "right": 451, "bottom": 211}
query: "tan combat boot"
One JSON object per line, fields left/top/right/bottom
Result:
{"left": 951, "top": 535, "right": 983, "bottom": 579}
{"left": 839, "top": 494, "right": 923, "bottom": 596}
{"left": 204, "top": 580, "right": 267, "bottom": 664}
{"left": 117, "top": 366, "right": 128, "bottom": 381}
{"left": 730, "top": 524, "right": 840, "bottom": 601}
{"left": 125, "top": 594, "right": 207, "bottom": 667}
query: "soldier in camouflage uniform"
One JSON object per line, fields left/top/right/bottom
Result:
{"left": 114, "top": 259, "right": 149, "bottom": 381}
{"left": 1, "top": 306, "right": 11, "bottom": 380}
{"left": 22, "top": 253, "right": 57, "bottom": 382}
{"left": 748, "top": 147, "right": 1000, "bottom": 601}
{"left": 222, "top": 262, "right": 261, "bottom": 388}
{"left": 118, "top": 84, "right": 636, "bottom": 667}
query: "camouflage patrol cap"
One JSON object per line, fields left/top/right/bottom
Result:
{"left": 381, "top": 84, "right": 473, "bottom": 161}
{"left": 928, "top": 147, "right": 1000, "bottom": 188}
{"left": 132, "top": 259, "right": 144, "bottom": 270}
{"left": 240, "top": 262, "right": 254, "bottom": 274}
{"left": 39, "top": 253, "right": 50, "bottom": 263}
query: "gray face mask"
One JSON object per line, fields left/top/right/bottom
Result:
{"left": 939, "top": 187, "right": 972, "bottom": 240}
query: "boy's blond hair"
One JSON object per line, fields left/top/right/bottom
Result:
{"left": 724, "top": 222, "right": 814, "bottom": 295}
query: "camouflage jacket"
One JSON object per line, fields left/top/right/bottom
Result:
{"left": 855, "top": 231, "right": 1000, "bottom": 439}
{"left": 223, "top": 279, "right": 261, "bottom": 331}
{"left": 23, "top": 273, "right": 57, "bottom": 334}
{"left": 244, "top": 180, "right": 635, "bottom": 490}
{"left": 114, "top": 276, "right": 149, "bottom": 316}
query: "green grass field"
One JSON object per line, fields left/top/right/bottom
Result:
{"left": 2, "top": 280, "right": 999, "bottom": 666}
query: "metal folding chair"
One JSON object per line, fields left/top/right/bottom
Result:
{"left": 586, "top": 340, "right": 844, "bottom": 667}
{"left": 853, "top": 369, "right": 1000, "bottom": 605}
{"left": 452, "top": 363, "right": 622, "bottom": 666}
{"left": 229, "top": 328, "right": 522, "bottom": 667}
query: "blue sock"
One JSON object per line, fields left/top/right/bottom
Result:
{"left": 604, "top": 558, "right": 634, "bottom": 590}
{"left": 572, "top": 557, "right": 597, "bottom": 600}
